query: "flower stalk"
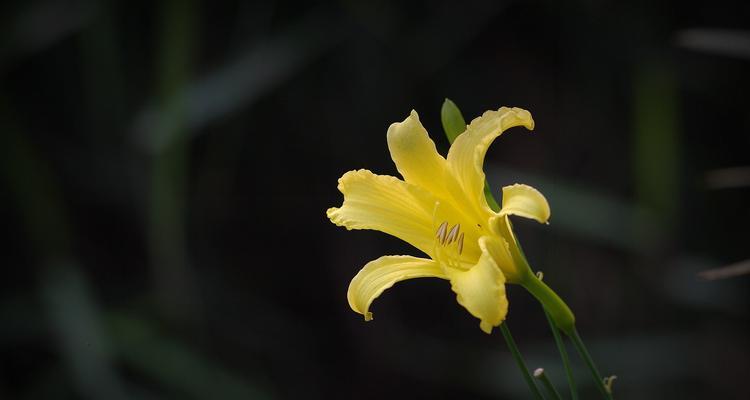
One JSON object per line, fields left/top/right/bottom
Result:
{"left": 518, "top": 272, "right": 575, "bottom": 335}
{"left": 543, "top": 306, "right": 578, "bottom": 400}
{"left": 500, "top": 324, "right": 544, "bottom": 400}
{"left": 533, "top": 368, "right": 563, "bottom": 400}
{"left": 570, "top": 328, "right": 613, "bottom": 399}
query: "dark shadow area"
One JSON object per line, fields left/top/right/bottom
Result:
{"left": 1, "top": 0, "right": 748, "bottom": 399}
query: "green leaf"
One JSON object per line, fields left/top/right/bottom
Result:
{"left": 440, "top": 98, "right": 467, "bottom": 144}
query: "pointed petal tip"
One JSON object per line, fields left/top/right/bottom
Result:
{"left": 348, "top": 256, "right": 445, "bottom": 327}
{"left": 325, "top": 207, "right": 337, "bottom": 220}
{"left": 480, "top": 321, "right": 494, "bottom": 334}
{"left": 389, "top": 109, "right": 419, "bottom": 127}
{"left": 334, "top": 168, "right": 382, "bottom": 194}
{"left": 348, "top": 297, "right": 373, "bottom": 321}
{"left": 500, "top": 183, "right": 551, "bottom": 224}
{"left": 326, "top": 207, "right": 355, "bottom": 230}
{"left": 386, "top": 110, "right": 421, "bottom": 140}
{"left": 511, "top": 107, "right": 535, "bottom": 131}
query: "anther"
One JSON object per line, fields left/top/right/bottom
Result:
{"left": 436, "top": 221, "right": 448, "bottom": 244}
{"left": 457, "top": 232, "right": 464, "bottom": 255}
{"left": 446, "top": 224, "right": 460, "bottom": 244}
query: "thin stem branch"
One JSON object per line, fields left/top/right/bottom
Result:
{"left": 499, "top": 323, "right": 545, "bottom": 400}
{"left": 533, "top": 368, "right": 563, "bottom": 400}
{"left": 544, "top": 309, "right": 578, "bottom": 400}
{"left": 569, "top": 328, "right": 613, "bottom": 399}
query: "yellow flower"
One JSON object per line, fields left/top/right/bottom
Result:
{"left": 328, "top": 107, "right": 567, "bottom": 334}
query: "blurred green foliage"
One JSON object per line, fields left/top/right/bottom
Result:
{"left": 1, "top": 0, "right": 748, "bottom": 399}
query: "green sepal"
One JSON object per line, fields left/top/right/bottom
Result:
{"left": 440, "top": 98, "right": 467, "bottom": 144}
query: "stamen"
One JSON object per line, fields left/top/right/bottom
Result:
{"left": 446, "top": 224, "right": 460, "bottom": 244}
{"left": 435, "top": 221, "right": 448, "bottom": 244}
{"left": 457, "top": 232, "right": 464, "bottom": 255}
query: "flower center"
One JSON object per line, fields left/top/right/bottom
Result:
{"left": 435, "top": 221, "right": 464, "bottom": 254}
{"left": 430, "top": 200, "right": 485, "bottom": 269}
{"left": 434, "top": 220, "right": 466, "bottom": 270}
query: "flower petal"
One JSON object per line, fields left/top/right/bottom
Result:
{"left": 387, "top": 110, "right": 451, "bottom": 198}
{"left": 347, "top": 255, "right": 446, "bottom": 321}
{"left": 327, "top": 169, "right": 438, "bottom": 257}
{"left": 446, "top": 236, "right": 511, "bottom": 334}
{"left": 446, "top": 107, "right": 535, "bottom": 215}
{"left": 499, "top": 184, "right": 550, "bottom": 224}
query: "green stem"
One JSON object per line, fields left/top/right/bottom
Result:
{"left": 520, "top": 274, "right": 575, "bottom": 335}
{"left": 533, "top": 368, "right": 563, "bottom": 400}
{"left": 499, "top": 324, "right": 545, "bottom": 400}
{"left": 544, "top": 309, "right": 578, "bottom": 400}
{"left": 569, "top": 328, "right": 613, "bottom": 399}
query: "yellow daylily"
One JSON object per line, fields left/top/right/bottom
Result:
{"left": 327, "top": 107, "right": 573, "bottom": 334}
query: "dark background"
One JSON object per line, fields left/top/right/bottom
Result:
{"left": 1, "top": 0, "right": 749, "bottom": 399}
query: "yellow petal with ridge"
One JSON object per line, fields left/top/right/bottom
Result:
{"left": 446, "top": 107, "right": 534, "bottom": 218}
{"left": 347, "top": 255, "right": 446, "bottom": 321}
{"left": 387, "top": 110, "right": 450, "bottom": 199}
{"left": 499, "top": 184, "right": 550, "bottom": 224}
{"left": 446, "top": 236, "right": 510, "bottom": 334}
{"left": 327, "top": 169, "right": 438, "bottom": 257}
